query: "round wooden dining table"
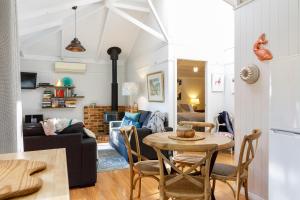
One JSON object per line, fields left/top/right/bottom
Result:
{"left": 143, "top": 132, "right": 234, "bottom": 151}
{"left": 143, "top": 131, "right": 234, "bottom": 200}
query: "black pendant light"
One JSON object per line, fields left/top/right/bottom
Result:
{"left": 65, "top": 6, "right": 86, "bottom": 52}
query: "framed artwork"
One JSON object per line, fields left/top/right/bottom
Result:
{"left": 177, "top": 79, "right": 182, "bottom": 101}
{"left": 211, "top": 73, "right": 224, "bottom": 92}
{"left": 147, "top": 71, "right": 164, "bottom": 102}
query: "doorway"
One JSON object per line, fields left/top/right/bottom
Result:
{"left": 176, "top": 59, "right": 206, "bottom": 125}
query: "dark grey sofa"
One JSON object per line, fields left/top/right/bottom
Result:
{"left": 109, "top": 110, "right": 172, "bottom": 161}
{"left": 23, "top": 123, "right": 97, "bottom": 188}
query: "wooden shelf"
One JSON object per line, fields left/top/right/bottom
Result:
{"left": 47, "top": 96, "right": 85, "bottom": 99}
{"left": 38, "top": 85, "right": 75, "bottom": 89}
{"left": 42, "top": 107, "right": 76, "bottom": 109}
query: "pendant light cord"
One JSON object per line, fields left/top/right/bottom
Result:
{"left": 74, "top": 7, "right": 77, "bottom": 38}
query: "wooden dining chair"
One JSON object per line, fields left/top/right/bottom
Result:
{"left": 173, "top": 121, "right": 215, "bottom": 170}
{"left": 119, "top": 126, "right": 160, "bottom": 200}
{"left": 154, "top": 143, "right": 217, "bottom": 200}
{"left": 211, "top": 129, "right": 261, "bottom": 200}
{"left": 178, "top": 121, "right": 215, "bottom": 133}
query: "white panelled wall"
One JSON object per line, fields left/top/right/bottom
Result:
{"left": 0, "top": 0, "right": 22, "bottom": 153}
{"left": 235, "top": 0, "right": 300, "bottom": 199}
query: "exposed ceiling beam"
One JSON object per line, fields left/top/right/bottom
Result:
{"left": 21, "top": 5, "right": 104, "bottom": 48}
{"left": 20, "top": 0, "right": 104, "bottom": 21}
{"left": 113, "top": 2, "right": 150, "bottom": 13}
{"left": 109, "top": 6, "right": 166, "bottom": 42}
{"left": 146, "top": 0, "right": 169, "bottom": 42}
{"left": 96, "top": 8, "right": 110, "bottom": 59}
{"left": 223, "top": 0, "right": 236, "bottom": 7}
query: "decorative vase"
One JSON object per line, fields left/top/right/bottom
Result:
{"left": 62, "top": 77, "right": 73, "bottom": 87}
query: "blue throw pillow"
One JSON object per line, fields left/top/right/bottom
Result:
{"left": 124, "top": 112, "right": 141, "bottom": 121}
{"left": 121, "top": 116, "right": 131, "bottom": 127}
{"left": 121, "top": 115, "right": 142, "bottom": 128}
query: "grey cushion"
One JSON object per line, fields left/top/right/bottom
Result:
{"left": 212, "top": 163, "right": 237, "bottom": 177}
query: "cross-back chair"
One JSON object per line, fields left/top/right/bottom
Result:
{"left": 211, "top": 129, "right": 261, "bottom": 200}
{"left": 154, "top": 143, "right": 217, "bottom": 200}
{"left": 119, "top": 126, "right": 160, "bottom": 200}
{"left": 173, "top": 121, "right": 215, "bottom": 170}
{"left": 178, "top": 121, "right": 215, "bottom": 133}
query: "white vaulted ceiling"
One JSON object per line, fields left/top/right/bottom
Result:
{"left": 17, "top": 0, "right": 168, "bottom": 63}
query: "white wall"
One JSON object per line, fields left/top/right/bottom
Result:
{"left": 234, "top": 0, "right": 300, "bottom": 199}
{"left": 223, "top": 48, "right": 235, "bottom": 115}
{"left": 21, "top": 59, "right": 125, "bottom": 120}
{"left": 125, "top": 0, "right": 172, "bottom": 122}
{"left": 167, "top": 0, "right": 234, "bottom": 124}
{"left": 0, "top": 0, "right": 22, "bottom": 153}
{"left": 126, "top": 0, "right": 234, "bottom": 128}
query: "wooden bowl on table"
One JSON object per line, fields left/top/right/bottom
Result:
{"left": 176, "top": 125, "right": 195, "bottom": 138}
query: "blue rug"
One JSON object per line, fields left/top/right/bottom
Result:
{"left": 97, "top": 143, "right": 129, "bottom": 173}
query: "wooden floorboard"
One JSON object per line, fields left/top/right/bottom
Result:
{"left": 70, "top": 152, "right": 245, "bottom": 200}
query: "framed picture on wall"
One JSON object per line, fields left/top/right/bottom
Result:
{"left": 147, "top": 71, "right": 164, "bottom": 102}
{"left": 211, "top": 73, "right": 224, "bottom": 92}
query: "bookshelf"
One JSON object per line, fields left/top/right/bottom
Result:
{"left": 40, "top": 85, "right": 84, "bottom": 109}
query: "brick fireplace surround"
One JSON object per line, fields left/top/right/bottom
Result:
{"left": 84, "top": 105, "right": 137, "bottom": 142}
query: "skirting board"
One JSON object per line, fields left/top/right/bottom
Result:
{"left": 229, "top": 182, "right": 266, "bottom": 200}
{"left": 237, "top": 187, "right": 265, "bottom": 200}
{"left": 249, "top": 192, "right": 265, "bottom": 200}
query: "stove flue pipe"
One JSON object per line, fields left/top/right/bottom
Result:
{"left": 107, "top": 47, "right": 121, "bottom": 111}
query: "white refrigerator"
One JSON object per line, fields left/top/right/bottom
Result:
{"left": 269, "top": 55, "right": 300, "bottom": 200}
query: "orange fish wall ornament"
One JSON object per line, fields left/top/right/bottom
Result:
{"left": 253, "top": 33, "right": 273, "bottom": 61}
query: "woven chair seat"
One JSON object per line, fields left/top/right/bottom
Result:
{"left": 134, "top": 160, "right": 160, "bottom": 175}
{"left": 212, "top": 163, "right": 237, "bottom": 177}
{"left": 173, "top": 154, "right": 205, "bottom": 165}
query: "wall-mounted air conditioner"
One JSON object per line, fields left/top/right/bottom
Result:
{"left": 54, "top": 62, "right": 86, "bottom": 73}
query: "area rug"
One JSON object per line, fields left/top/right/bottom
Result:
{"left": 97, "top": 143, "right": 129, "bottom": 173}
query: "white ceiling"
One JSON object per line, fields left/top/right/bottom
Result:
{"left": 177, "top": 59, "right": 206, "bottom": 78}
{"left": 17, "top": 0, "right": 168, "bottom": 63}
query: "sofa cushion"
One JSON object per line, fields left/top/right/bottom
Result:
{"left": 124, "top": 112, "right": 141, "bottom": 121}
{"left": 121, "top": 116, "right": 142, "bottom": 128}
{"left": 142, "top": 112, "right": 152, "bottom": 127}
{"left": 23, "top": 123, "right": 45, "bottom": 136}
{"left": 60, "top": 122, "right": 87, "bottom": 137}
{"left": 139, "top": 110, "right": 151, "bottom": 124}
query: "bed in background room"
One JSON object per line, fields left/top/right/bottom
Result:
{"left": 177, "top": 104, "right": 205, "bottom": 122}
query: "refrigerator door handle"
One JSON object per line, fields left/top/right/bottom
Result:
{"left": 270, "top": 128, "right": 300, "bottom": 135}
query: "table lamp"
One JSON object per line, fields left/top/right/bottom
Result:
{"left": 190, "top": 98, "right": 200, "bottom": 110}
{"left": 122, "top": 82, "right": 138, "bottom": 112}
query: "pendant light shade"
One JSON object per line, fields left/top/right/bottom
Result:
{"left": 66, "top": 38, "right": 86, "bottom": 52}
{"left": 66, "top": 6, "right": 86, "bottom": 52}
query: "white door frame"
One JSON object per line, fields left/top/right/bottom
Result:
{"left": 174, "top": 58, "right": 208, "bottom": 125}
